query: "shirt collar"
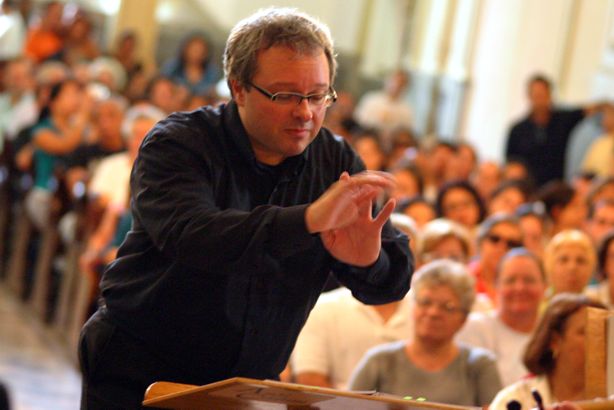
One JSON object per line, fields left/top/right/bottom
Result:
{"left": 222, "top": 100, "right": 308, "bottom": 177}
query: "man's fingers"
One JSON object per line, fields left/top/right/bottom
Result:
{"left": 373, "top": 198, "right": 396, "bottom": 228}
{"left": 341, "top": 170, "right": 396, "bottom": 191}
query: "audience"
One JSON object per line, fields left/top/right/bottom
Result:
{"left": 4, "top": 7, "right": 614, "bottom": 408}
{"left": 490, "top": 294, "right": 606, "bottom": 410}
{"left": 348, "top": 260, "right": 502, "bottom": 406}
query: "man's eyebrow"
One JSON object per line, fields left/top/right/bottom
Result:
{"left": 267, "top": 82, "right": 330, "bottom": 90}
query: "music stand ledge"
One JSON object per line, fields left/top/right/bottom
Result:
{"left": 142, "top": 377, "right": 479, "bottom": 410}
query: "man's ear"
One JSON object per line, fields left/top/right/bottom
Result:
{"left": 230, "top": 79, "right": 246, "bottom": 106}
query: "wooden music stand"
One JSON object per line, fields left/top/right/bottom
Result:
{"left": 142, "top": 377, "right": 479, "bottom": 410}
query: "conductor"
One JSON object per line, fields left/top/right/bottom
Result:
{"left": 79, "top": 8, "right": 413, "bottom": 409}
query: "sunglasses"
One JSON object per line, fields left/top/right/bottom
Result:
{"left": 485, "top": 233, "right": 523, "bottom": 249}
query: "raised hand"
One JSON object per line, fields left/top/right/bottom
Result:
{"left": 305, "top": 171, "right": 397, "bottom": 267}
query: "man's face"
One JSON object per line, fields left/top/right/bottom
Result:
{"left": 528, "top": 80, "right": 551, "bottom": 113}
{"left": 232, "top": 46, "right": 330, "bottom": 165}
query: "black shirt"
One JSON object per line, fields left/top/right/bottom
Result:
{"left": 100, "top": 101, "right": 413, "bottom": 385}
{"left": 505, "top": 108, "right": 584, "bottom": 186}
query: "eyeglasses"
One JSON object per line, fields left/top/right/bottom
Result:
{"left": 249, "top": 83, "right": 337, "bottom": 107}
{"left": 485, "top": 233, "right": 523, "bottom": 249}
{"left": 415, "top": 297, "right": 465, "bottom": 314}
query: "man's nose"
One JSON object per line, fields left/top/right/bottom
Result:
{"left": 292, "top": 98, "right": 314, "bottom": 121}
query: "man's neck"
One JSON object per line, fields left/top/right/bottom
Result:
{"left": 531, "top": 108, "right": 551, "bottom": 126}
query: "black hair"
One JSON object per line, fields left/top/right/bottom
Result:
{"left": 435, "top": 180, "right": 486, "bottom": 223}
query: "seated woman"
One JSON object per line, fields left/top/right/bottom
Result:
{"left": 490, "top": 293, "right": 606, "bottom": 410}
{"left": 538, "top": 181, "right": 587, "bottom": 235}
{"left": 348, "top": 260, "right": 502, "bottom": 407}
{"left": 469, "top": 214, "right": 524, "bottom": 306}
{"left": 457, "top": 248, "right": 547, "bottom": 387}
{"left": 435, "top": 180, "right": 486, "bottom": 235}
{"left": 544, "top": 230, "right": 595, "bottom": 298}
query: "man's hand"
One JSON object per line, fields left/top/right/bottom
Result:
{"left": 305, "top": 171, "right": 397, "bottom": 267}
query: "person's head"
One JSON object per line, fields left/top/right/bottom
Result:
{"left": 523, "top": 293, "right": 605, "bottom": 377}
{"left": 586, "top": 199, "right": 614, "bottom": 244}
{"left": 67, "top": 9, "right": 93, "bottom": 41}
{"left": 544, "top": 230, "right": 595, "bottom": 295}
{"left": 89, "top": 57, "right": 127, "bottom": 92}
{"left": 436, "top": 180, "right": 486, "bottom": 229}
{"left": 477, "top": 214, "right": 524, "bottom": 273}
{"left": 3, "top": 57, "right": 34, "bottom": 95}
{"left": 390, "top": 162, "right": 423, "bottom": 200}
{"left": 352, "top": 130, "right": 386, "bottom": 171}
{"left": 602, "top": 103, "right": 614, "bottom": 133}
{"left": 527, "top": 73, "right": 553, "bottom": 114}
{"left": 146, "top": 75, "right": 178, "bottom": 114}
{"left": 390, "top": 213, "right": 419, "bottom": 255}
{"left": 93, "top": 96, "right": 127, "bottom": 141}
{"left": 451, "top": 142, "right": 478, "bottom": 181}
{"left": 41, "top": 78, "right": 83, "bottom": 120}
{"left": 515, "top": 202, "right": 550, "bottom": 258}
{"left": 396, "top": 196, "right": 436, "bottom": 229}
{"left": 596, "top": 231, "right": 614, "bottom": 282}
{"left": 503, "top": 159, "right": 531, "bottom": 182}
{"left": 384, "top": 69, "right": 410, "bottom": 99}
{"left": 488, "top": 179, "right": 531, "bottom": 216}
{"left": 496, "top": 248, "right": 546, "bottom": 321}
{"left": 419, "top": 218, "right": 472, "bottom": 265}
{"left": 223, "top": 8, "right": 337, "bottom": 165}
{"left": 428, "top": 141, "right": 456, "bottom": 181}
{"left": 472, "top": 160, "right": 503, "bottom": 201}
{"left": 538, "top": 181, "right": 587, "bottom": 231}
{"left": 179, "top": 33, "right": 211, "bottom": 68}
{"left": 116, "top": 30, "right": 137, "bottom": 56}
{"left": 411, "top": 260, "right": 475, "bottom": 344}
{"left": 588, "top": 177, "right": 614, "bottom": 205}
{"left": 41, "top": 1, "right": 63, "bottom": 31}
{"left": 121, "top": 104, "right": 165, "bottom": 158}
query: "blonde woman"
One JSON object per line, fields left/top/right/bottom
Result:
{"left": 544, "top": 230, "right": 595, "bottom": 297}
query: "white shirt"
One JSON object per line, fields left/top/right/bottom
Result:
{"left": 0, "top": 10, "right": 26, "bottom": 60}
{"left": 456, "top": 311, "right": 531, "bottom": 387}
{"left": 0, "top": 91, "right": 37, "bottom": 149}
{"left": 582, "top": 134, "right": 614, "bottom": 178}
{"left": 586, "top": 281, "right": 613, "bottom": 309}
{"left": 292, "top": 287, "right": 413, "bottom": 390}
{"left": 354, "top": 91, "right": 413, "bottom": 148}
{"left": 490, "top": 375, "right": 553, "bottom": 410}
{"left": 88, "top": 152, "right": 131, "bottom": 207}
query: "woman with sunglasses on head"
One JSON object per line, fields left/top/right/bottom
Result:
{"left": 348, "top": 260, "right": 502, "bottom": 407}
{"left": 468, "top": 214, "right": 524, "bottom": 306}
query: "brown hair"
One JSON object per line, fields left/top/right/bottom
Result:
{"left": 523, "top": 293, "right": 605, "bottom": 375}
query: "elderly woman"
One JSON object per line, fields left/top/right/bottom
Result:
{"left": 544, "top": 230, "right": 595, "bottom": 297}
{"left": 490, "top": 293, "right": 606, "bottom": 410}
{"left": 468, "top": 214, "right": 524, "bottom": 306}
{"left": 348, "top": 260, "right": 502, "bottom": 407}
{"left": 457, "top": 248, "right": 547, "bottom": 387}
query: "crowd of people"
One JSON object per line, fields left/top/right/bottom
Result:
{"left": 1, "top": 2, "right": 613, "bottom": 409}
